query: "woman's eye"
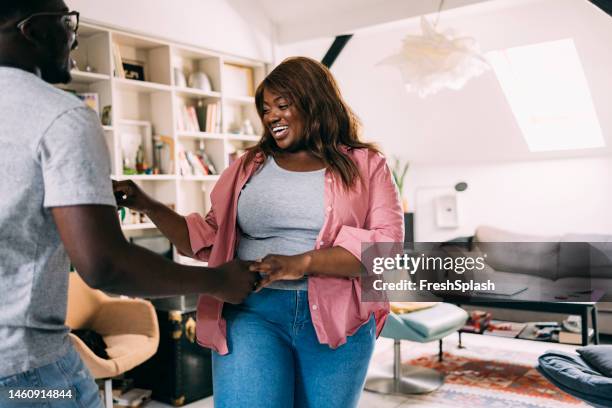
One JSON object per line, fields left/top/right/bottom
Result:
{"left": 279, "top": 105, "right": 288, "bottom": 110}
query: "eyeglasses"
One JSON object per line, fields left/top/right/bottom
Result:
{"left": 16, "top": 10, "right": 80, "bottom": 35}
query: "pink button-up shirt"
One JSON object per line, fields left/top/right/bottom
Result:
{"left": 185, "top": 147, "right": 404, "bottom": 355}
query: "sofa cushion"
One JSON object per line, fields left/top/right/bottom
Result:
{"left": 474, "top": 226, "right": 559, "bottom": 280}
{"left": 577, "top": 345, "right": 612, "bottom": 377}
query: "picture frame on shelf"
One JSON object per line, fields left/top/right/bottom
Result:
{"left": 101, "top": 105, "right": 112, "bottom": 126}
{"left": 223, "top": 63, "right": 254, "bottom": 97}
{"left": 123, "top": 59, "right": 146, "bottom": 81}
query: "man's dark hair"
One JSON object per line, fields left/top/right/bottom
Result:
{"left": 0, "top": 0, "right": 49, "bottom": 24}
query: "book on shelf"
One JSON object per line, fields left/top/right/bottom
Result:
{"left": 177, "top": 101, "right": 221, "bottom": 134}
{"left": 177, "top": 142, "right": 217, "bottom": 176}
{"left": 112, "top": 43, "right": 125, "bottom": 79}
{"left": 204, "top": 102, "right": 220, "bottom": 133}
{"left": 185, "top": 151, "right": 208, "bottom": 176}
{"left": 177, "top": 103, "right": 200, "bottom": 133}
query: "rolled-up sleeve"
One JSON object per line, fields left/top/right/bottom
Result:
{"left": 332, "top": 153, "right": 404, "bottom": 261}
{"left": 185, "top": 207, "right": 218, "bottom": 261}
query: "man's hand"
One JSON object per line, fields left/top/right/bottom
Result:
{"left": 211, "top": 260, "right": 259, "bottom": 304}
{"left": 249, "top": 254, "right": 311, "bottom": 291}
{"left": 113, "top": 179, "right": 155, "bottom": 213}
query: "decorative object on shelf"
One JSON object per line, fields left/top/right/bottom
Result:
{"left": 101, "top": 105, "right": 112, "bottom": 126}
{"left": 391, "top": 156, "right": 409, "bottom": 212}
{"left": 119, "top": 121, "right": 154, "bottom": 175}
{"left": 121, "top": 133, "right": 141, "bottom": 175}
{"left": 174, "top": 67, "right": 187, "bottom": 88}
{"left": 76, "top": 92, "right": 100, "bottom": 114}
{"left": 226, "top": 142, "right": 246, "bottom": 166}
{"left": 153, "top": 135, "right": 174, "bottom": 175}
{"left": 188, "top": 71, "right": 212, "bottom": 92}
{"left": 240, "top": 119, "right": 255, "bottom": 136}
{"left": 378, "top": 0, "right": 489, "bottom": 97}
{"left": 123, "top": 59, "right": 146, "bottom": 81}
{"left": 223, "top": 63, "right": 254, "bottom": 97}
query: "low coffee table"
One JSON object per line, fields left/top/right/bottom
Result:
{"left": 442, "top": 289, "right": 604, "bottom": 346}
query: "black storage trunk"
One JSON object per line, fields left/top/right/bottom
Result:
{"left": 128, "top": 295, "right": 213, "bottom": 407}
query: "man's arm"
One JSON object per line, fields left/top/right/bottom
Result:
{"left": 53, "top": 204, "right": 256, "bottom": 302}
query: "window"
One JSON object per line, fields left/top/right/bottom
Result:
{"left": 487, "top": 39, "right": 604, "bottom": 152}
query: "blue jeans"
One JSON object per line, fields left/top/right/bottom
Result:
{"left": 0, "top": 345, "right": 103, "bottom": 408}
{"left": 213, "top": 289, "right": 376, "bottom": 408}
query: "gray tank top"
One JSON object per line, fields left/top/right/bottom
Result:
{"left": 237, "top": 156, "right": 325, "bottom": 290}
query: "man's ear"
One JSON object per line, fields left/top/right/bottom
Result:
{"left": 19, "top": 21, "right": 48, "bottom": 46}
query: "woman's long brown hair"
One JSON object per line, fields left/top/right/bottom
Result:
{"left": 244, "top": 56, "right": 379, "bottom": 189}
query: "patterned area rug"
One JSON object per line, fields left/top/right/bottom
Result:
{"left": 409, "top": 352, "right": 581, "bottom": 405}
{"left": 393, "top": 342, "right": 591, "bottom": 408}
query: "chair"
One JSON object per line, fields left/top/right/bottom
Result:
{"left": 66, "top": 272, "right": 160, "bottom": 408}
{"left": 365, "top": 303, "right": 468, "bottom": 395}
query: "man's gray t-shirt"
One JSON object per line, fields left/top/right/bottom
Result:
{"left": 0, "top": 67, "right": 116, "bottom": 378}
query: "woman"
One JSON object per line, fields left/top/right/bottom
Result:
{"left": 114, "top": 56, "right": 403, "bottom": 407}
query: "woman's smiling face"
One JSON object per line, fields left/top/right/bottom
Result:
{"left": 262, "top": 88, "right": 305, "bottom": 151}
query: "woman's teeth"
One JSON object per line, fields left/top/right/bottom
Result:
{"left": 272, "top": 125, "right": 289, "bottom": 137}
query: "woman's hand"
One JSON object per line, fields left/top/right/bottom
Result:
{"left": 250, "top": 254, "right": 311, "bottom": 291}
{"left": 113, "top": 179, "right": 155, "bottom": 213}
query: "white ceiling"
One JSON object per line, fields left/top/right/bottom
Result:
{"left": 254, "top": 0, "right": 494, "bottom": 44}
{"left": 275, "top": 0, "right": 612, "bottom": 164}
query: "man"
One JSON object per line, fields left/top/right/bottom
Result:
{"left": 0, "top": 1, "right": 256, "bottom": 406}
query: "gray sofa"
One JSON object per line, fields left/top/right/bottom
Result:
{"left": 460, "top": 226, "right": 612, "bottom": 335}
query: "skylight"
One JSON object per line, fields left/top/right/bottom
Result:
{"left": 487, "top": 39, "right": 605, "bottom": 152}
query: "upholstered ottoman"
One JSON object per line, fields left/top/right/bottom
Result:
{"left": 365, "top": 303, "right": 468, "bottom": 395}
{"left": 538, "top": 350, "right": 612, "bottom": 408}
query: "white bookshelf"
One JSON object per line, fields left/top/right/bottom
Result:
{"left": 60, "top": 21, "right": 267, "bottom": 264}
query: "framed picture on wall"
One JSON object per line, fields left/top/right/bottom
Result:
{"left": 123, "top": 60, "right": 146, "bottom": 81}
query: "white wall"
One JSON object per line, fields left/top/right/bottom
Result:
{"left": 405, "top": 157, "right": 612, "bottom": 241}
{"left": 68, "top": 0, "right": 275, "bottom": 62}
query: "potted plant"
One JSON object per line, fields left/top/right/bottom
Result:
{"left": 391, "top": 156, "right": 410, "bottom": 212}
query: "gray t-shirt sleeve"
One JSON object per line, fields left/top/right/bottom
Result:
{"left": 38, "top": 107, "right": 116, "bottom": 208}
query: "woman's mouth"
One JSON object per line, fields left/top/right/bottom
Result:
{"left": 271, "top": 125, "right": 289, "bottom": 139}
